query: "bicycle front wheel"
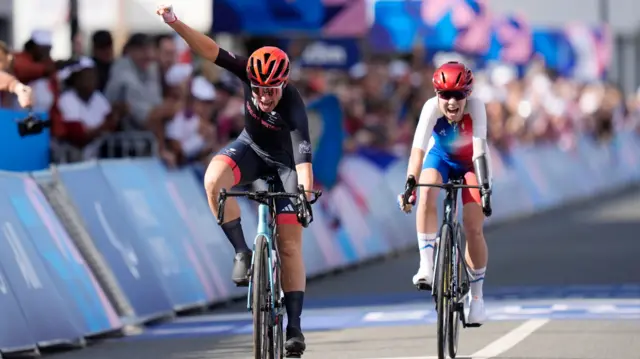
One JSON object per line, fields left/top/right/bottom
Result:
{"left": 252, "top": 235, "right": 270, "bottom": 359}
{"left": 436, "top": 224, "right": 452, "bottom": 359}
{"left": 447, "top": 225, "right": 463, "bottom": 358}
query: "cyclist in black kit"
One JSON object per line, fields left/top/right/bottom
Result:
{"left": 158, "top": 4, "right": 312, "bottom": 355}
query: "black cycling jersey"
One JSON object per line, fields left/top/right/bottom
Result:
{"left": 214, "top": 48, "right": 312, "bottom": 165}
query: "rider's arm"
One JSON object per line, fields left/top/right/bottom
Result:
{"left": 407, "top": 98, "right": 438, "bottom": 180}
{"left": 166, "top": 20, "right": 220, "bottom": 63}
{"left": 167, "top": 19, "right": 250, "bottom": 84}
{"left": 468, "top": 98, "right": 492, "bottom": 189}
{"left": 288, "top": 87, "right": 314, "bottom": 195}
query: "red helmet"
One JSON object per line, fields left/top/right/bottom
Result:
{"left": 432, "top": 61, "right": 474, "bottom": 94}
{"left": 246, "top": 46, "right": 290, "bottom": 87}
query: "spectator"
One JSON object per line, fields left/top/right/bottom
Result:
{"left": 0, "top": 41, "right": 33, "bottom": 108}
{"left": 104, "top": 33, "right": 166, "bottom": 130}
{"left": 157, "top": 67, "right": 217, "bottom": 167}
{"left": 91, "top": 30, "right": 115, "bottom": 92}
{"left": 57, "top": 57, "right": 120, "bottom": 155}
{"left": 155, "top": 34, "right": 178, "bottom": 97}
{"left": 12, "top": 29, "right": 62, "bottom": 136}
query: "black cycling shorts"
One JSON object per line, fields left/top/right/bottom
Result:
{"left": 215, "top": 139, "right": 299, "bottom": 225}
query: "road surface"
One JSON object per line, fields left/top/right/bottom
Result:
{"left": 48, "top": 186, "right": 640, "bottom": 359}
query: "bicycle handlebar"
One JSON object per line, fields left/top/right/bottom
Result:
{"left": 402, "top": 175, "right": 482, "bottom": 207}
{"left": 402, "top": 174, "right": 492, "bottom": 216}
{"left": 216, "top": 185, "right": 323, "bottom": 226}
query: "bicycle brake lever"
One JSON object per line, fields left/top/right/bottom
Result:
{"left": 217, "top": 189, "right": 227, "bottom": 225}
{"left": 309, "top": 190, "right": 323, "bottom": 204}
{"left": 403, "top": 175, "right": 417, "bottom": 206}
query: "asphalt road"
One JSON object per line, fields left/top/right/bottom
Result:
{"left": 47, "top": 185, "right": 640, "bottom": 359}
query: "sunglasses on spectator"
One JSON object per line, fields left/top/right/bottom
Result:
{"left": 437, "top": 91, "right": 467, "bottom": 101}
{"left": 251, "top": 83, "right": 283, "bottom": 96}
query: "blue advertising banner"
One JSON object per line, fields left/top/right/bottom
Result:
{"left": 0, "top": 264, "right": 37, "bottom": 353}
{"left": 0, "top": 173, "right": 121, "bottom": 336}
{"left": 213, "top": 0, "right": 323, "bottom": 34}
{"left": 164, "top": 167, "right": 242, "bottom": 300}
{"left": 531, "top": 29, "right": 576, "bottom": 76}
{"left": 0, "top": 180, "right": 84, "bottom": 344}
{"left": 99, "top": 160, "right": 208, "bottom": 309}
{"left": 307, "top": 94, "right": 344, "bottom": 189}
{"left": 137, "top": 159, "right": 221, "bottom": 303}
{"left": 212, "top": 0, "right": 367, "bottom": 37}
{"left": 283, "top": 38, "right": 361, "bottom": 69}
{"left": 0, "top": 109, "right": 49, "bottom": 172}
{"left": 55, "top": 163, "right": 173, "bottom": 320}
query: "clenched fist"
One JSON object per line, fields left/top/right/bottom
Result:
{"left": 156, "top": 4, "right": 177, "bottom": 24}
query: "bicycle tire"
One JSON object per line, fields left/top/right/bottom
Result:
{"left": 271, "top": 245, "right": 284, "bottom": 359}
{"left": 253, "top": 235, "right": 269, "bottom": 359}
{"left": 447, "top": 224, "right": 463, "bottom": 358}
{"left": 436, "top": 223, "right": 451, "bottom": 359}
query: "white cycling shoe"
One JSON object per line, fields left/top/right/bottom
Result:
{"left": 412, "top": 265, "right": 433, "bottom": 290}
{"left": 466, "top": 297, "right": 487, "bottom": 325}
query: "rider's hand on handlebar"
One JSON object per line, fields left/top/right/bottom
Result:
{"left": 398, "top": 175, "right": 417, "bottom": 213}
{"left": 156, "top": 4, "right": 178, "bottom": 23}
{"left": 397, "top": 191, "right": 415, "bottom": 213}
{"left": 480, "top": 185, "right": 492, "bottom": 217}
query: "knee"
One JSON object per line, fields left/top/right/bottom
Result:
{"left": 277, "top": 226, "right": 302, "bottom": 258}
{"left": 463, "top": 221, "right": 483, "bottom": 242}
{"left": 204, "top": 161, "right": 234, "bottom": 197}
{"left": 417, "top": 188, "right": 439, "bottom": 214}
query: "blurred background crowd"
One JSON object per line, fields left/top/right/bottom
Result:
{"left": 1, "top": 0, "right": 640, "bottom": 170}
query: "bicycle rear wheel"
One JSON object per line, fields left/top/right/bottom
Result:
{"left": 252, "top": 235, "right": 270, "bottom": 359}
{"left": 447, "top": 225, "right": 463, "bottom": 358}
{"left": 436, "top": 224, "right": 452, "bottom": 359}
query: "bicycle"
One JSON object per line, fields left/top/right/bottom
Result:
{"left": 402, "top": 174, "right": 491, "bottom": 359}
{"left": 217, "top": 177, "right": 322, "bottom": 359}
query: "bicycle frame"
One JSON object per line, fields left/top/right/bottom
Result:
{"left": 246, "top": 183, "right": 283, "bottom": 322}
{"left": 432, "top": 179, "right": 472, "bottom": 304}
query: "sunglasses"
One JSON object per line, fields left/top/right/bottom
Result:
{"left": 251, "top": 83, "right": 283, "bottom": 96}
{"left": 437, "top": 91, "right": 467, "bottom": 101}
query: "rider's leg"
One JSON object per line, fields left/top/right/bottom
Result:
{"left": 204, "top": 142, "right": 261, "bottom": 286}
{"left": 274, "top": 166, "right": 306, "bottom": 354}
{"left": 414, "top": 153, "right": 448, "bottom": 287}
{"left": 461, "top": 171, "right": 488, "bottom": 324}
{"left": 277, "top": 216, "right": 306, "bottom": 353}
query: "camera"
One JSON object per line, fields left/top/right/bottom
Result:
{"left": 17, "top": 112, "right": 51, "bottom": 137}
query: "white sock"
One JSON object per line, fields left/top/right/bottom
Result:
{"left": 468, "top": 267, "right": 486, "bottom": 300}
{"left": 417, "top": 233, "right": 437, "bottom": 269}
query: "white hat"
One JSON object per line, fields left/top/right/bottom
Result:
{"left": 191, "top": 76, "right": 216, "bottom": 101}
{"left": 31, "top": 30, "right": 52, "bottom": 47}
{"left": 165, "top": 63, "right": 193, "bottom": 86}
{"left": 58, "top": 56, "right": 95, "bottom": 81}
{"left": 389, "top": 60, "right": 409, "bottom": 79}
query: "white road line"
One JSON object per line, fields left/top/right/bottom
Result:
{"left": 361, "top": 319, "right": 548, "bottom": 359}
{"left": 470, "top": 319, "right": 549, "bottom": 358}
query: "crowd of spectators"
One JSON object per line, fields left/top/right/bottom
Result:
{"left": 1, "top": 29, "right": 639, "bottom": 168}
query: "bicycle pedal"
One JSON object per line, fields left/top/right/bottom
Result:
{"left": 415, "top": 282, "right": 432, "bottom": 291}
{"left": 465, "top": 323, "right": 482, "bottom": 328}
{"left": 285, "top": 350, "right": 303, "bottom": 358}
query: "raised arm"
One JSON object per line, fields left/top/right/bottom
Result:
{"left": 157, "top": 5, "right": 220, "bottom": 63}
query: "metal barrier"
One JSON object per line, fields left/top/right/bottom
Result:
{"left": 51, "top": 131, "right": 159, "bottom": 164}
{"left": 32, "top": 165, "right": 137, "bottom": 325}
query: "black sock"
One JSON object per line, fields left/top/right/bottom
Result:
{"left": 284, "top": 291, "right": 304, "bottom": 330}
{"left": 221, "top": 218, "right": 249, "bottom": 253}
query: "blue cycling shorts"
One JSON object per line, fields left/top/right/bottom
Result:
{"left": 422, "top": 149, "right": 481, "bottom": 205}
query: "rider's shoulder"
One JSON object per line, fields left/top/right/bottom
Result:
{"left": 422, "top": 96, "right": 441, "bottom": 114}
{"left": 464, "top": 96, "right": 486, "bottom": 115}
